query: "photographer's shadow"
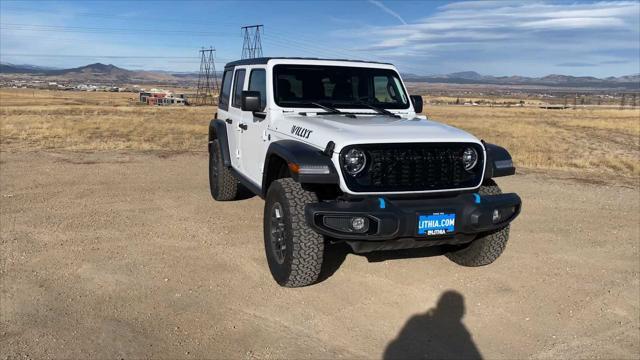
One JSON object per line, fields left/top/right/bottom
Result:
{"left": 384, "top": 290, "right": 482, "bottom": 360}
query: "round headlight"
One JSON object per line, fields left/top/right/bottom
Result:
{"left": 342, "top": 148, "right": 367, "bottom": 175}
{"left": 462, "top": 147, "right": 478, "bottom": 170}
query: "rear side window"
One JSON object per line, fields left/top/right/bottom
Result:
{"left": 248, "top": 69, "right": 266, "bottom": 111}
{"left": 219, "top": 69, "right": 233, "bottom": 111}
{"left": 232, "top": 69, "right": 246, "bottom": 108}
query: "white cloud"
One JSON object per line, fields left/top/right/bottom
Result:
{"left": 519, "top": 17, "right": 626, "bottom": 29}
{"left": 336, "top": 1, "right": 640, "bottom": 76}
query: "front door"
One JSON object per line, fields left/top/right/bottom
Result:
{"left": 238, "top": 68, "right": 269, "bottom": 185}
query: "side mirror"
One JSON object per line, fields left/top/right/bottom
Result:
{"left": 410, "top": 95, "right": 423, "bottom": 114}
{"left": 241, "top": 91, "right": 262, "bottom": 112}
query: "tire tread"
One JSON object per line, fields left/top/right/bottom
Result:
{"left": 268, "top": 178, "right": 323, "bottom": 287}
{"left": 209, "top": 139, "right": 238, "bottom": 201}
{"left": 445, "top": 179, "right": 510, "bottom": 267}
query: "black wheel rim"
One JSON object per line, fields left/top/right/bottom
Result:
{"left": 269, "top": 202, "right": 287, "bottom": 264}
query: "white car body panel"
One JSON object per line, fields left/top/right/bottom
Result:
{"left": 222, "top": 58, "right": 486, "bottom": 195}
{"left": 268, "top": 113, "right": 485, "bottom": 195}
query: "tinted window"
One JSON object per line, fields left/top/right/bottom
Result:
{"left": 219, "top": 69, "right": 233, "bottom": 110}
{"left": 232, "top": 69, "right": 246, "bottom": 108}
{"left": 373, "top": 76, "right": 407, "bottom": 104}
{"left": 248, "top": 69, "right": 266, "bottom": 111}
{"left": 273, "top": 65, "right": 409, "bottom": 109}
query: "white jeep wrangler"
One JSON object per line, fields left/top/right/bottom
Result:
{"left": 208, "top": 58, "right": 521, "bottom": 287}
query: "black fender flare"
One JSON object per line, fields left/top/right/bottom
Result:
{"left": 262, "top": 140, "right": 339, "bottom": 191}
{"left": 484, "top": 142, "right": 516, "bottom": 178}
{"left": 208, "top": 119, "right": 231, "bottom": 167}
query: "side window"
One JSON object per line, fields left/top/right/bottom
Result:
{"left": 248, "top": 69, "right": 266, "bottom": 111}
{"left": 219, "top": 69, "right": 233, "bottom": 110}
{"left": 232, "top": 69, "right": 246, "bottom": 108}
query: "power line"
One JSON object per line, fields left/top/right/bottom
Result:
{"left": 0, "top": 53, "right": 234, "bottom": 63}
{"left": 1, "top": 53, "right": 197, "bottom": 59}
{"left": 1, "top": 5, "right": 246, "bottom": 27}
{"left": 241, "top": 25, "right": 263, "bottom": 59}
{"left": 1, "top": 23, "right": 236, "bottom": 37}
{"left": 196, "top": 47, "right": 218, "bottom": 106}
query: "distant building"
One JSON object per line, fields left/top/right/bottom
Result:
{"left": 139, "top": 90, "right": 187, "bottom": 106}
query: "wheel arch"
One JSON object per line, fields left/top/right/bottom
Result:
{"left": 261, "top": 140, "right": 339, "bottom": 197}
{"left": 209, "top": 119, "right": 231, "bottom": 167}
{"left": 483, "top": 142, "right": 516, "bottom": 178}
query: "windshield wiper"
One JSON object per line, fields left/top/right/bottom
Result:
{"left": 310, "top": 102, "right": 341, "bottom": 114}
{"left": 355, "top": 102, "right": 401, "bottom": 118}
{"left": 300, "top": 102, "right": 356, "bottom": 118}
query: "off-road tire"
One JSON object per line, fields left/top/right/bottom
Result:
{"left": 263, "top": 178, "right": 324, "bottom": 287}
{"left": 445, "top": 179, "right": 510, "bottom": 267}
{"left": 209, "top": 139, "right": 238, "bottom": 201}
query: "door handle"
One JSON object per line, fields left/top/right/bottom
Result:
{"left": 238, "top": 123, "right": 248, "bottom": 130}
{"left": 225, "top": 119, "right": 233, "bottom": 125}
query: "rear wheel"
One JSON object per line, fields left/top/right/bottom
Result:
{"left": 263, "top": 178, "right": 324, "bottom": 287}
{"left": 209, "top": 139, "right": 238, "bottom": 201}
{"left": 445, "top": 180, "right": 510, "bottom": 267}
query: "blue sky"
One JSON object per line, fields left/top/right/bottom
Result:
{"left": 1, "top": 0, "right": 639, "bottom": 77}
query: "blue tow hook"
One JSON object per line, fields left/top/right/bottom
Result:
{"left": 378, "top": 197, "right": 386, "bottom": 209}
{"left": 473, "top": 193, "right": 481, "bottom": 204}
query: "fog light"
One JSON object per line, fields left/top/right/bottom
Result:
{"left": 351, "top": 216, "right": 366, "bottom": 231}
{"left": 492, "top": 209, "right": 501, "bottom": 223}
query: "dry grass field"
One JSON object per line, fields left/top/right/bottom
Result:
{"left": 425, "top": 106, "right": 640, "bottom": 183}
{"left": 1, "top": 88, "right": 639, "bottom": 183}
{"left": 0, "top": 89, "right": 214, "bottom": 152}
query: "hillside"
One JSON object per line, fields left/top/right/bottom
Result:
{"left": 0, "top": 63, "right": 197, "bottom": 85}
{"left": 403, "top": 71, "right": 639, "bottom": 90}
{"left": 1, "top": 62, "right": 638, "bottom": 89}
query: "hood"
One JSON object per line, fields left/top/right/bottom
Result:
{"left": 272, "top": 113, "right": 481, "bottom": 152}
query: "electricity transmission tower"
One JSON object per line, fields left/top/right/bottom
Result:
{"left": 241, "top": 25, "right": 263, "bottom": 59}
{"left": 196, "top": 47, "right": 218, "bottom": 106}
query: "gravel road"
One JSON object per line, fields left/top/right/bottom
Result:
{"left": 1, "top": 151, "right": 638, "bottom": 359}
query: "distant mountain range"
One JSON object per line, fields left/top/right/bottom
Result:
{"left": 0, "top": 62, "right": 194, "bottom": 84}
{"left": 403, "top": 71, "right": 639, "bottom": 89}
{"left": 1, "top": 62, "right": 638, "bottom": 89}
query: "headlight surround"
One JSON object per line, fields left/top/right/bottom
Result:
{"left": 462, "top": 147, "right": 478, "bottom": 171}
{"left": 342, "top": 148, "right": 367, "bottom": 176}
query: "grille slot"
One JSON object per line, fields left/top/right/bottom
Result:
{"left": 340, "top": 143, "right": 484, "bottom": 193}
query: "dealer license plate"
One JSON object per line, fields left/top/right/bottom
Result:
{"left": 417, "top": 212, "right": 456, "bottom": 236}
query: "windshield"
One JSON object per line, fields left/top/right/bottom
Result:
{"left": 273, "top": 64, "right": 409, "bottom": 109}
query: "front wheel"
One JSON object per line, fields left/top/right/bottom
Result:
{"left": 263, "top": 178, "right": 324, "bottom": 287}
{"left": 446, "top": 180, "right": 510, "bottom": 266}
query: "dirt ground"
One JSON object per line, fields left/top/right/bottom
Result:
{"left": 1, "top": 151, "right": 639, "bottom": 359}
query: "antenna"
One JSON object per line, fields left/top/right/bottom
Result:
{"left": 241, "top": 25, "right": 264, "bottom": 59}
{"left": 196, "top": 47, "right": 218, "bottom": 106}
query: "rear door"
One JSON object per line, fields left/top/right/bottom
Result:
{"left": 226, "top": 67, "right": 247, "bottom": 169}
{"left": 217, "top": 68, "right": 239, "bottom": 168}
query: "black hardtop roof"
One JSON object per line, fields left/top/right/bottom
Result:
{"left": 224, "top": 57, "right": 393, "bottom": 68}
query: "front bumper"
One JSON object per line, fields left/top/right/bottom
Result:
{"left": 305, "top": 192, "right": 521, "bottom": 249}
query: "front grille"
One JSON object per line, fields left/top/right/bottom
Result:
{"left": 340, "top": 143, "right": 484, "bottom": 193}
